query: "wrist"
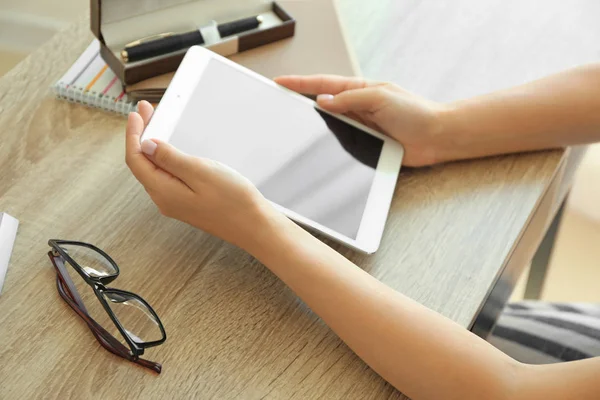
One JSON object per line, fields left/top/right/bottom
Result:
{"left": 432, "top": 102, "right": 473, "bottom": 164}
{"left": 235, "top": 198, "right": 292, "bottom": 257}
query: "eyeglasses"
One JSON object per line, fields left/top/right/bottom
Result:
{"left": 47, "top": 240, "right": 166, "bottom": 373}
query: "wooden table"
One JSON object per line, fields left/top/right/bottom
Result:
{"left": 0, "top": 1, "right": 598, "bottom": 398}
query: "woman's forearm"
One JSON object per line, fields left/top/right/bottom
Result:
{"left": 247, "top": 210, "right": 600, "bottom": 399}
{"left": 440, "top": 63, "right": 600, "bottom": 162}
{"left": 518, "top": 359, "right": 600, "bottom": 400}
{"left": 246, "top": 211, "right": 521, "bottom": 400}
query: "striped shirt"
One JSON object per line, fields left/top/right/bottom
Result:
{"left": 489, "top": 301, "right": 600, "bottom": 364}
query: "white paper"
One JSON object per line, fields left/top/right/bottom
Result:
{"left": 0, "top": 213, "right": 19, "bottom": 295}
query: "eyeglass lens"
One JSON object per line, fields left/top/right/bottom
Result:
{"left": 60, "top": 244, "right": 117, "bottom": 278}
{"left": 102, "top": 291, "right": 163, "bottom": 344}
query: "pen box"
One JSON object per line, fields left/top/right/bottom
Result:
{"left": 91, "top": 0, "right": 296, "bottom": 85}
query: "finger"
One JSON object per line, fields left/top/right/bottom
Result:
{"left": 125, "top": 112, "right": 178, "bottom": 190}
{"left": 274, "top": 75, "right": 380, "bottom": 95}
{"left": 345, "top": 111, "right": 371, "bottom": 128}
{"left": 316, "top": 87, "right": 390, "bottom": 114}
{"left": 138, "top": 100, "right": 154, "bottom": 126}
{"left": 126, "top": 111, "right": 159, "bottom": 182}
{"left": 141, "top": 139, "right": 202, "bottom": 185}
{"left": 126, "top": 112, "right": 148, "bottom": 167}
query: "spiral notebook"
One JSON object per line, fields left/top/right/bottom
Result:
{"left": 52, "top": 40, "right": 137, "bottom": 115}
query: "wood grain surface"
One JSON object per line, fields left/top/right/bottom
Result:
{"left": 1, "top": 1, "right": 598, "bottom": 399}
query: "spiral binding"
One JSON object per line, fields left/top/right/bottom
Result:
{"left": 53, "top": 83, "right": 137, "bottom": 116}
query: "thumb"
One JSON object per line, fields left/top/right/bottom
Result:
{"left": 316, "top": 87, "right": 389, "bottom": 114}
{"left": 141, "top": 139, "right": 197, "bottom": 183}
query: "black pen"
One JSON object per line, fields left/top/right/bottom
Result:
{"left": 218, "top": 15, "right": 264, "bottom": 38}
{"left": 121, "top": 15, "right": 264, "bottom": 63}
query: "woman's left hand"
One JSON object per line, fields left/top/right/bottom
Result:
{"left": 125, "top": 101, "right": 277, "bottom": 251}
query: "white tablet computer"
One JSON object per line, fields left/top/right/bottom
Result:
{"left": 141, "top": 46, "right": 404, "bottom": 254}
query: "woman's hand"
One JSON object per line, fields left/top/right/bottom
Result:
{"left": 125, "top": 101, "right": 278, "bottom": 251}
{"left": 275, "top": 75, "right": 453, "bottom": 167}
{"left": 277, "top": 66, "right": 600, "bottom": 166}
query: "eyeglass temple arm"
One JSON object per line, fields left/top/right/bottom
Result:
{"left": 51, "top": 254, "right": 130, "bottom": 350}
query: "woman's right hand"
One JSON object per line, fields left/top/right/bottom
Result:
{"left": 126, "top": 101, "right": 280, "bottom": 252}
{"left": 275, "top": 75, "right": 454, "bottom": 167}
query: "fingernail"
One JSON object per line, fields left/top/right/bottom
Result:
{"left": 141, "top": 139, "right": 157, "bottom": 156}
{"left": 317, "top": 94, "right": 335, "bottom": 104}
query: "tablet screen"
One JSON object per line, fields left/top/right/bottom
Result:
{"left": 171, "top": 59, "right": 384, "bottom": 239}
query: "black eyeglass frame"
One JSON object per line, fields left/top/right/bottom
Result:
{"left": 48, "top": 239, "right": 167, "bottom": 359}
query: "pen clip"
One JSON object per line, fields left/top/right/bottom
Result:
{"left": 125, "top": 32, "right": 175, "bottom": 48}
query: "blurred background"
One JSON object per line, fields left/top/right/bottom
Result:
{"left": 1, "top": 0, "right": 598, "bottom": 302}
{"left": 0, "top": 0, "right": 84, "bottom": 74}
